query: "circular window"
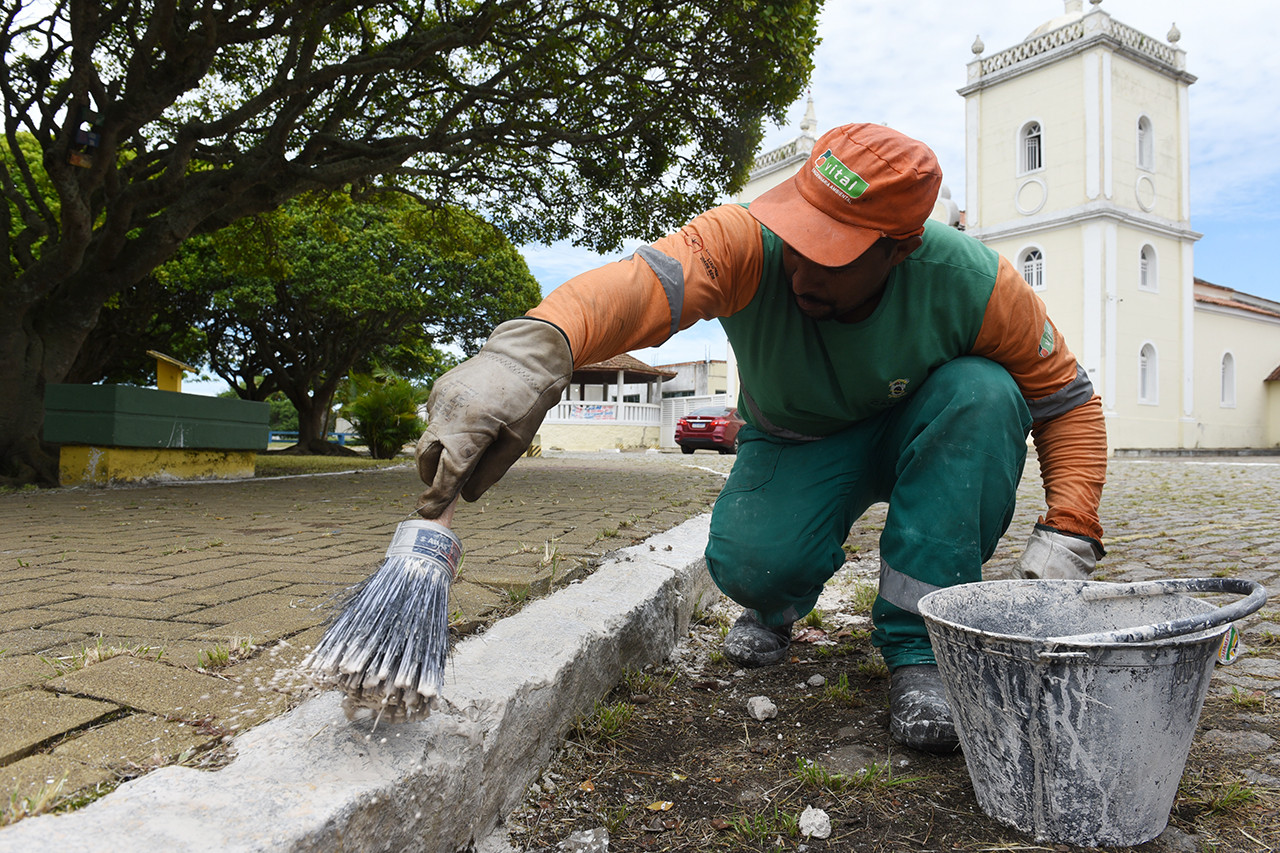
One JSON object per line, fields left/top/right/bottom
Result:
{"left": 1015, "top": 178, "right": 1047, "bottom": 216}
{"left": 1135, "top": 175, "right": 1156, "bottom": 212}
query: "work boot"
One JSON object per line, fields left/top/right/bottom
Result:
{"left": 723, "top": 609, "right": 793, "bottom": 668}
{"left": 888, "top": 664, "right": 959, "bottom": 753}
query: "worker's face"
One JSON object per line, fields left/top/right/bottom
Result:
{"left": 783, "top": 236, "right": 922, "bottom": 323}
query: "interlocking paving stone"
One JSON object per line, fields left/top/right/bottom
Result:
{"left": 46, "top": 655, "right": 237, "bottom": 720}
{"left": 51, "top": 714, "right": 216, "bottom": 770}
{"left": 0, "top": 591, "right": 76, "bottom": 613}
{"left": 0, "top": 691, "right": 118, "bottom": 764}
{"left": 2, "top": 754, "right": 115, "bottom": 808}
{"left": 38, "top": 616, "right": 217, "bottom": 642}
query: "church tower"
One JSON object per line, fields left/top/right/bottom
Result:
{"left": 959, "top": 0, "right": 1199, "bottom": 449}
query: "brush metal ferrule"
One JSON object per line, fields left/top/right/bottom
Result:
{"left": 385, "top": 519, "right": 463, "bottom": 580}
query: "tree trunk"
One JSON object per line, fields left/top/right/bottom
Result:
{"left": 0, "top": 321, "right": 74, "bottom": 487}
{"left": 292, "top": 389, "right": 356, "bottom": 456}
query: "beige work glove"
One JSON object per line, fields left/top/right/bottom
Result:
{"left": 1014, "top": 524, "right": 1105, "bottom": 580}
{"left": 415, "top": 318, "right": 572, "bottom": 517}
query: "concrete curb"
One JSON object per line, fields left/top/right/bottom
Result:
{"left": 0, "top": 515, "right": 717, "bottom": 852}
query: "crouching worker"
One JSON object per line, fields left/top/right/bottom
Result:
{"left": 413, "top": 123, "right": 1107, "bottom": 752}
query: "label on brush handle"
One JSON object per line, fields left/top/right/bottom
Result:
{"left": 386, "top": 519, "right": 463, "bottom": 579}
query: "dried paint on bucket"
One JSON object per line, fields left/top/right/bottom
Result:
{"left": 919, "top": 578, "right": 1266, "bottom": 848}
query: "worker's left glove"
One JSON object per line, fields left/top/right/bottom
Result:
{"left": 1013, "top": 523, "right": 1105, "bottom": 580}
{"left": 415, "top": 318, "right": 572, "bottom": 517}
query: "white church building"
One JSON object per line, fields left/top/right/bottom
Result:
{"left": 736, "top": 0, "right": 1280, "bottom": 452}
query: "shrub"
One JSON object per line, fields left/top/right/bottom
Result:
{"left": 344, "top": 372, "right": 426, "bottom": 459}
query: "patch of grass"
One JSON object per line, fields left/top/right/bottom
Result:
{"left": 41, "top": 638, "right": 163, "bottom": 675}
{"left": 597, "top": 804, "right": 630, "bottom": 835}
{"left": 855, "top": 658, "right": 889, "bottom": 679}
{"left": 821, "top": 672, "right": 863, "bottom": 707}
{"left": 792, "top": 757, "right": 920, "bottom": 794}
{"left": 196, "top": 637, "right": 253, "bottom": 671}
{"left": 1182, "top": 775, "right": 1261, "bottom": 815}
{"left": 732, "top": 805, "right": 798, "bottom": 841}
{"left": 1228, "top": 687, "right": 1266, "bottom": 710}
{"left": 2, "top": 773, "right": 67, "bottom": 826}
{"left": 540, "top": 539, "right": 563, "bottom": 582}
{"left": 845, "top": 761, "right": 923, "bottom": 791}
{"left": 851, "top": 582, "right": 878, "bottom": 615}
{"left": 574, "top": 700, "right": 636, "bottom": 745}
{"left": 505, "top": 586, "right": 532, "bottom": 606}
{"left": 794, "top": 757, "right": 847, "bottom": 791}
{"left": 621, "top": 666, "right": 677, "bottom": 697}
{"left": 198, "top": 645, "right": 232, "bottom": 670}
{"left": 802, "top": 609, "right": 824, "bottom": 628}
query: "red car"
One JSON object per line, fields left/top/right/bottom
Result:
{"left": 675, "top": 406, "right": 745, "bottom": 455}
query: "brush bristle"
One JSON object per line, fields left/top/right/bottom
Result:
{"left": 304, "top": 551, "right": 453, "bottom": 723}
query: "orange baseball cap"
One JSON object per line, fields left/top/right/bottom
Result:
{"left": 749, "top": 123, "right": 942, "bottom": 268}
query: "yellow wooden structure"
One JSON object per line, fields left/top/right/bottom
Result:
{"left": 147, "top": 350, "right": 197, "bottom": 393}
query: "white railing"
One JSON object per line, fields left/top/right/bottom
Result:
{"left": 980, "top": 21, "right": 1086, "bottom": 74}
{"left": 546, "top": 401, "right": 662, "bottom": 425}
{"left": 1110, "top": 19, "right": 1178, "bottom": 67}
{"left": 977, "top": 16, "right": 1179, "bottom": 78}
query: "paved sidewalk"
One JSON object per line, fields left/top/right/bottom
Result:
{"left": 0, "top": 452, "right": 729, "bottom": 821}
{"left": 2, "top": 449, "right": 1279, "bottom": 836}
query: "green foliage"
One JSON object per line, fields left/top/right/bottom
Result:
{"left": 2, "top": 0, "right": 820, "bottom": 483}
{"left": 159, "top": 192, "right": 535, "bottom": 450}
{"left": 64, "top": 274, "right": 209, "bottom": 386}
{"left": 342, "top": 371, "right": 426, "bottom": 459}
{"left": 267, "top": 393, "right": 300, "bottom": 433}
{"left": 733, "top": 806, "right": 799, "bottom": 840}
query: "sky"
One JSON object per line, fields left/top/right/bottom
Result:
{"left": 518, "top": 0, "right": 1280, "bottom": 370}
{"left": 186, "top": 0, "right": 1279, "bottom": 394}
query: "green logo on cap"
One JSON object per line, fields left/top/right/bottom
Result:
{"left": 813, "top": 149, "right": 870, "bottom": 201}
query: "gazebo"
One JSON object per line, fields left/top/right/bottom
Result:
{"left": 539, "top": 354, "right": 677, "bottom": 451}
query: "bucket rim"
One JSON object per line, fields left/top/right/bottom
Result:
{"left": 919, "top": 578, "right": 1259, "bottom": 651}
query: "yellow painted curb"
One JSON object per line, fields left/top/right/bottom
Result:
{"left": 59, "top": 446, "right": 256, "bottom": 486}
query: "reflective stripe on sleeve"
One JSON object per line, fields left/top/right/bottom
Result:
{"left": 1026, "top": 364, "right": 1095, "bottom": 422}
{"left": 634, "top": 246, "right": 685, "bottom": 340}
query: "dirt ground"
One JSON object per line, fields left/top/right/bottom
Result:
{"left": 501, "top": 557, "right": 1280, "bottom": 853}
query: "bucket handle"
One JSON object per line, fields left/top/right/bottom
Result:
{"left": 1044, "top": 577, "right": 1267, "bottom": 647}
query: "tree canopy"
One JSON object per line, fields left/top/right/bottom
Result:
{"left": 161, "top": 191, "right": 538, "bottom": 452}
{"left": 0, "top": 0, "right": 820, "bottom": 485}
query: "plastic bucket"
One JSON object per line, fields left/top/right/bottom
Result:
{"left": 918, "top": 577, "right": 1267, "bottom": 847}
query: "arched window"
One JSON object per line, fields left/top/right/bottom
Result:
{"left": 1020, "top": 121, "right": 1043, "bottom": 173}
{"left": 1139, "top": 343, "right": 1158, "bottom": 404}
{"left": 1020, "top": 247, "right": 1045, "bottom": 289}
{"left": 1137, "top": 116, "right": 1154, "bottom": 171}
{"left": 1139, "top": 245, "right": 1158, "bottom": 292}
{"left": 1221, "top": 353, "right": 1236, "bottom": 407}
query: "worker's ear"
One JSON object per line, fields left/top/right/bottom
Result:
{"left": 889, "top": 235, "right": 923, "bottom": 266}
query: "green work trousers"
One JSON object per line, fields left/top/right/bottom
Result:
{"left": 705, "top": 357, "right": 1033, "bottom": 670}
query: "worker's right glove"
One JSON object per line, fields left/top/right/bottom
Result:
{"left": 415, "top": 318, "right": 572, "bottom": 518}
{"left": 1013, "top": 523, "right": 1105, "bottom": 580}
